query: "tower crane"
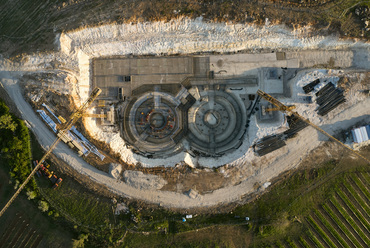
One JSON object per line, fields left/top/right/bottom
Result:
{"left": 257, "top": 89, "right": 370, "bottom": 165}
{"left": 0, "top": 87, "right": 102, "bottom": 217}
{"left": 265, "top": 105, "right": 296, "bottom": 112}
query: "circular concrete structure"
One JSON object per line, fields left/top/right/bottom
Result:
{"left": 204, "top": 110, "right": 221, "bottom": 127}
{"left": 187, "top": 90, "right": 247, "bottom": 156}
{"left": 121, "top": 86, "right": 249, "bottom": 158}
{"left": 149, "top": 112, "right": 166, "bottom": 128}
{"left": 133, "top": 102, "right": 177, "bottom": 140}
{"left": 122, "top": 91, "right": 184, "bottom": 155}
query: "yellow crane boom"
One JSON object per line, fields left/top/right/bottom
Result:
{"left": 83, "top": 113, "right": 106, "bottom": 118}
{"left": 0, "top": 88, "right": 102, "bottom": 217}
{"left": 265, "top": 105, "right": 296, "bottom": 112}
{"left": 257, "top": 89, "right": 370, "bottom": 165}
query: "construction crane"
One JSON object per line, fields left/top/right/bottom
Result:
{"left": 0, "top": 87, "right": 102, "bottom": 217}
{"left": 266, "top": 105, "right": 296, "bottom": 112}
{"left": 83, "top": 113, "right": 106, "bottom": 118}
{"left": 257, "top": 89, "right": 370, "bottom": 165}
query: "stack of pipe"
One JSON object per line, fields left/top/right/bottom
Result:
{"left": 302, "top": 79, "right": 321, "bottom": 94}
{"left": 254, "top": 134, "right": 286, "bottom": 156}
{"left": 254, "top": 115, "right": 311, "bottom": 156}
{"left": 315, "top": 82, "right": 345, "bottom": 116}
{"left": 283, "top": 114, "right": 309, "bottom": 138}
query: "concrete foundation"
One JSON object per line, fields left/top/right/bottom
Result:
{"left": 91, "top": 53, "right": 299, "bottom": 157}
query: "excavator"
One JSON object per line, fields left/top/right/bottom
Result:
{"left": 257, "top": 89, "right": 370, "bottom": 165}
{"left": 0, "top": 87, "right": 102, "bottom": 217}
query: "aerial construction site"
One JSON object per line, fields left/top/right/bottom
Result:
{"left": 0, "top": 1, "right": 370, "bottom": 247}
{"left": 1, "top": 21, "right": 370, "bottom": 208}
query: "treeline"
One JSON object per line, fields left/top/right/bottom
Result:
{"left": 0, "top": 98, "right": 36, "bottom": 191}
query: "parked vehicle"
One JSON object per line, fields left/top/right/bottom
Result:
{"left": 33, "top": 160, "right": 63, "bottom": 189}
{"left": 52, "top": 178, "right": 63, "bottom": 189}
{"left": 50, "top": 175, "right": 58, "bottom": 184}
{"left": 32, "top": 161, "right": 41, "bottom": 177}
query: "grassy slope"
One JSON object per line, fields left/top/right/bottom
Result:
{"left": 0, "top": 0, "right": 369, "bottom": 56}
{"left": 29, "top": 131, "right": 115, "bottom": 228}
{"left": 120, "top": 152, "right": 370, "bottom": 247}
{"left": 124, "top": 225, "right": 252, "bottom": 248}
{"left": 0, "top": 148, "right": 74, "bottom": 248}
{"left": 0, "top": 171, "right": 74, "bottom": 248}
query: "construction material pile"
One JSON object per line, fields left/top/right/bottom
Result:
{"left": 302, "top": 79, "right": 321, "bottom": 94}
{"left": 283, "top": 115, "right": 309, "bottom": 139}
{"left": 254, "top": 134, "right": 286, "bottom": 156}
{"left": 315, "top": 82, "right": 345, "bottom": 116}
{"left": 254, "top": 115, "right": 309, "bottom": 156}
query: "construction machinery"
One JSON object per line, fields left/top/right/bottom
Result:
{"left": 58, "top": 116, "right": 66, "bottom": 124}
{"left": 83, "top": 113, "right": 107, "bottom": 118}
{"left": 82, "top": 106, "right": 115, "bottom": 125}
{"left": 257, "top": 89, "right": 370, "bottom": 165}
{"left": 52, "top": 178, "right": 63, "bottom": 189}
{"left": 0, "top": 87, "right": 102, "bottom": 217}
{"left": 265, "top": 105, "right": 296, "bottom": 112}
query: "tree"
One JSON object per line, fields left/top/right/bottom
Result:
{"left": 8, "top": 137, "right": 23, "bottom": 152}
{"left": 38, "top": 201, "right": 49, "bottom": 212}
{"left": 0, "top": 101, "right": 9, "bottom": 115}
{"left": 72, "top": 234, "right": 89, "bottom": 248}
{"left": 26, "top": 191, "right": 37, "bottom": 200}
{"left": 0, "top": 114, "right": 17, "bottom": 132}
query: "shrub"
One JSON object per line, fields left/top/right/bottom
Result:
{"left": 38, "top": 200, "right": 49, "bottom": 212}
{"left": 26, "top": 191, "right": 37, "bottom": 200}
{"left": 72, "top": 233, "right": 89, "bottom": 248}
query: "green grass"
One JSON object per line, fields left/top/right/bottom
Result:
{"left": 251, "top": 167, "right": 370, "bottom": 248}
{"left": 0, "top": 0, "right": 369, "bottom": 56}
{"left": 330, "top": 196, "right": 368, "bottom": 245}
{"left": 306, "top": 229, "right": 325, "bottom": 248}
{"left": 306, "top": 215, "right": 335, "bottom": 248}
{"left": 322, "top": 203, "right": 361, "bottom": 248}
{"left": 350, "top": 174, "right": 370, "bottom": 200}
{"left": 360, "top": 172, "right": 370, "bottom": 186}
{"left": 313, "top": 209, "right": 349, "bottom": 248}
{"left": 299, "top": 236, "right": 311, "bottom": 248}
{"left": 286, "top": 237, "right": 298, "bottom": 248}
{"left": 343, "top": 178, "right": 370, "bottom": 215}
{"left": 275, "top": 240, "right": 284, "bottom": 248}
{"left": 38, "top": 179, "right": 114, "bottom": 227}
{"left": 29, "top": 127, "right": 115, "bottom": 228}
{"left": 234, "top": 161, "right": 338, "bottom": 222}
{"left": 0, "top": 166, "right": 74, "bottom": 247}
{"left": 337, "top": 188, "right": 370, "bottom": 236}
{"left": 122, "top": 224, "right": 252, "bottom": 248}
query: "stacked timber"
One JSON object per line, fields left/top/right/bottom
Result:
{"left": 315, "top": 82, "right": 345, "bottom": 116}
